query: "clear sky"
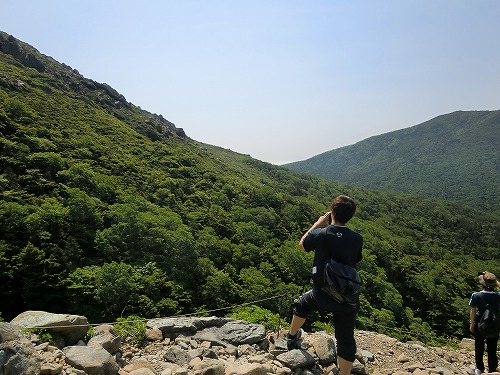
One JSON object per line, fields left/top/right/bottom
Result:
{"left": 2, "top": 1, "right": 499, "bottom": 164}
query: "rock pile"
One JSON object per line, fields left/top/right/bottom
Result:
{"left": 0, "top": 311, "right": 497, "bottom": 375}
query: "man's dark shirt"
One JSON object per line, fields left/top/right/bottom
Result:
{"left": 470, "top": 290, "right": 500, "bottom": 320}
{"left": 303, "top": 225, "right": 363, "bottom": 287}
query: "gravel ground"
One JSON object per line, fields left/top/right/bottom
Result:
{"left": 354, "top": 330, "right": 480, "bottom": 374}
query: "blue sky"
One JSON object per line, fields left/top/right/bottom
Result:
{"left": 3, "top": 1, "right": 499, "bottom": 164}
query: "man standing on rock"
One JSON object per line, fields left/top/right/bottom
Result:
{"left": 286, "top": 195, "right": 363, "bottom": 375}
{"left": 469, "top": 271, "right": 500, "bottom": 374}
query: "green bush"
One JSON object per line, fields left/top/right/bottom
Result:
{"left": 229, "top": 305, "right": 285, "bottom": 332}
{"left": 114, "top": 316, "right": 148, "bottom": 347}
{"left": 311, "top": 320, "right": 335, "bottom": 334}
{"left": 84, "top": 326, "right": 97, "bottom": 342}
{"left": 24, "top": 328, "right": 57, "bottom": 345}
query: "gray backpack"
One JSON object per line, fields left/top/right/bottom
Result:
{"left": 477, "top": 293, "right": 500, "bottom": 338}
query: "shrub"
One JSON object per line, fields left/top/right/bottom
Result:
{"left": 84, "top": 326, "right": 97, "bottom": 342}
{"left": 24, "top": 328, "right": 57, "bottom": 345}
{"left": 114, "top": 316, "right": 147, "bottom": 347}
{"left": 311, "top": 320, "right": 335, "bottom": 334}
{"left": 229, "top": 305, "right": 285, "bottom": 332}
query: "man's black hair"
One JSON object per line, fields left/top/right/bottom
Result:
{"left": 331, "top": 195, "right": 356, "bottom": 224}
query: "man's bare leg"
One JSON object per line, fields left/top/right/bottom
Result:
{"left": 289, "top": 315, "right": 305, "bottom": 336}
{"left": 338, "top": 357, "right": 353, "bottom": 375}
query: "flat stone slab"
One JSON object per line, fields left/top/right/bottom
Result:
{"left": 10, "top": 311, "right": 89, "bottom": 345}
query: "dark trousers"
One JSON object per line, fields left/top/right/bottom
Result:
{"left": 293, "top": 287, "right": 359, "bottom": 362}
{"left": 474, "top": 327, "right": 498, "bottom": 372}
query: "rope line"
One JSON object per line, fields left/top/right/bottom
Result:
{"left": 25, "top": 292, "right": 291, "bottom": 330}
{"left": 23, "top": 293, "right": 450, "bottom": 344}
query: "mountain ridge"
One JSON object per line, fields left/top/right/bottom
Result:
{"left": 285, "top": 109, "right": 500, "bottom": 212}
{"left": 0, "top": 31, "right": 187, "bottom": 143}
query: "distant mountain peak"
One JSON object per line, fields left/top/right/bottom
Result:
{"left": 285, "top": 109, "right": 500, "bottom": 212}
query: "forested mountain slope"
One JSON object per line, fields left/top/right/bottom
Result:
{"left": 1, "top": 31, "right": 499, "bottom": 344}
{"left": 285, "top": 110, "right": 500, "bottom": 212}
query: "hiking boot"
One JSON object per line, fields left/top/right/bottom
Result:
{"left": 286, "top": 328, "right": 303, "bottom": 350}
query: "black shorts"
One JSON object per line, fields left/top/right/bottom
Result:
{"left": 293, "top": 287, "right": 358, "bottom": 362}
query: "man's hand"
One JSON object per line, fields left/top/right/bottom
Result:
{"left": 316, "top": 212, "right": 332, "bottom": 227}
{"left": 299, "top": 211, "right": 332, "bottom": 248}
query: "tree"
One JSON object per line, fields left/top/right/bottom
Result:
{"left": 11, "top": 243, "right": 50, "bottom": 311}
{"left": 67, "top": 262, "right": 136, "bottom": 321}
{"left": 0, "top": 245, "right": 11, "bottom": 317}
{"left": 57, "top": 163, "right": 97, "bottom": 194}
{"left": 200, "top": 270, "right": 241, "bottom": 311}
{"left": 272, "top": 240, "right": 312, "bottom": 283}
{"left": 194, "top": 228, "right": 232, "bottom": 269}
{"left": 232, "top": 221, "right": 270, "bottom": 247}
{"left": 94, "top": 200, "right": 198, "bottom": 284}
{"left": 65, "top": 188, "right": 102, "bottom": 256}
{"left": 239, "top": 266, "right": 273, "bottom": 304}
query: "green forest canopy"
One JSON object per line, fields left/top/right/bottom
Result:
{"left": 1, "top": 32, "right": 499, "bottom": 345}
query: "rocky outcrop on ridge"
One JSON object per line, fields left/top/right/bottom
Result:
{"left": 0, "top": 33, "right": 46, "bottom": 72}
{"left": 1, "top": 311, "right": 496, "bottom": 375}
{"left": 0, "top": 31, "right": 187, "bottom": 141}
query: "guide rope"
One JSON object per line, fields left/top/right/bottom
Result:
{"left": 23, "top": 293, "right": 446, "bottom": 344}
{"left": 26, "top": 292, "right": 291, "bottom": 330}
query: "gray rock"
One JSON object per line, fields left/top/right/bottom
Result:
{"left": 0, "top": 34, "right": 46, "bottom": 72}
{"left": 88, "top": 325, "right": 121, "bottom": 354}
{"left": 219, "top": 320, "right": 267, "bottom": 345}
{"left": 307, "top": 331, "right": 336, "bottom": 365}
{"left": 187, "top": 347, "right": 219, "bottom": 360}
{"left": 276, "top": 349, "right": 316, "bottom": 369}
{"left": 0, "top": 322, "right": 41, "bottom": 375}
{"left": 147, "top": 316, "right": 229, "bottom": 337}
{"left": 11, "top": 310, "right": 89, "bottom": 345}
{"left": 356, "top": 349, "right": 375, "bottom": 364}
{"left": 40, "top": 361, "right": 63, "bottom": 374}
{"left": 129, "top": 369, "right": 156, "bottom": 375}
{"left": 351, "top": 359, "right": 368, "bottom": 375}
{"left": 63, "top": 345, "right": 119, "bottom": 375}
{"left": 196, "top": 320, "right": 266, "bottom": 346}
{"left": 194, "top": 330, "right": 231, "bottom": 348}
{"left": 164, "top": 345, "right": 192, "bottom": 366}
{"left": 190, "top": 358, "right": 225, "bottom": 375}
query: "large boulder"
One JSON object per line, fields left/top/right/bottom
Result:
{"left": 10, "top": 310, "right": 89, "bottom": 346}
{"left": 147, "top": 316, "right": 229, "bottom": 338}
{"left": 87, "top": 324, "right": 121, "bottom": 354}
{"left": 0, "top": 322, "right": 41, "bottom": 375}
{"left": 195, "top": 320, "right": 266, "bottom": 346}
{"left": 306, "top": 331, "right": 336, "bottom": 365}
{"left": 63, "top": 345, "right": 119, "bottom": 375}
{"left": 276, "top": 349, "right": 316, "bottom": 370}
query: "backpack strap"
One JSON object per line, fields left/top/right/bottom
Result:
{"left": 478, "top": 292, "right": 488, "bottom": 308}
{"left": 477, "top": 292, "right": 500, "bottom": 309}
